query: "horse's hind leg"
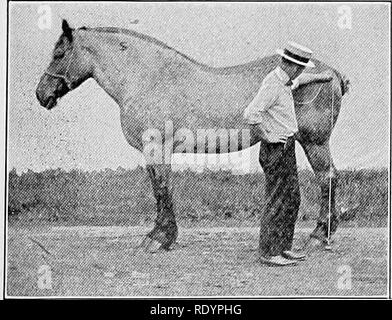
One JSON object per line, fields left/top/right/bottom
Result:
{"left": 299, "top": 141, "right": 339, "bottom": 241}
{"left": 139, "top": 164, "right": 178, "bottom": 252}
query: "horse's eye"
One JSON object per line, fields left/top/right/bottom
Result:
{"left": 54, "top": 51, "right": 65, "bottom": 59}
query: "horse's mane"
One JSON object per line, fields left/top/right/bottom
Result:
{"left": 79, "top": 26, "right": 212, "bottom": 69}
{"left": 78, "top": 26, "right": 275, "bottom": 74}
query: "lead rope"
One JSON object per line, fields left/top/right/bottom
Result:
{"left": 326, "top": 81, "right": 334, "bottom": 249}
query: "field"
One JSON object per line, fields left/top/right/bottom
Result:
{"left": 7, "top": 225, "right": 388, "bottom": 296}
{"left": 6, "top": 167, "right": 389, "bottom": 296}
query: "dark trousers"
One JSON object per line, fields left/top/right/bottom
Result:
{"left": 258, "top": 136, "right": 301, "bottom": 257}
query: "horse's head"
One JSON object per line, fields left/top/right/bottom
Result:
{"left": 36, "top": 20, "right": 92, "bottom": 110}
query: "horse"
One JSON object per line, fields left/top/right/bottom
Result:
{"left": 36, "top": 20, "right": 350, "bottom": 253}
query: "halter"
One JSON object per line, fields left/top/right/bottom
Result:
{"left": 44, "top": 46, "right": 76, "bottom": 90}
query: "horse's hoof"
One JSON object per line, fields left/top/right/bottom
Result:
{"left": 167, "top": 242, "right": 182, "bottom": 250}
{"left": 145, "top": 238, "right": 163, "bottom": 253}
{"left": 138, "top": 236, "right": 163, "bottom": 253}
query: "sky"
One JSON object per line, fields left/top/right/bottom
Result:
{"left": 7, "top": 2, "right": 390, "bottom": 173}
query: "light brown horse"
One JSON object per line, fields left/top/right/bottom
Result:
{"left": 36, "top": 20, "right": 350, "bottom": 252}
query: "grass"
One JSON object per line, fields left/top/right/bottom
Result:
{"left": 7, "top": 167, "right": 388, "bottom": 227}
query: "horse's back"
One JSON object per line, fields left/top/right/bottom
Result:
{"left": 198, "top": 54, "right": 331, "bottom": 80}
{"left": 204, "top": 54, "right": 280, "bottom": 79}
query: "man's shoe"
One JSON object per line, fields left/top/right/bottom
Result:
{"left": 282, "top": 250, "right": 307, "bottom": 261}
{"left": 259, "top": 255, "right": 298, "bottom": 266}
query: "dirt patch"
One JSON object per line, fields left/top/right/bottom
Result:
{"left": 6, "top": 226, "right": 389, "bottom": 297}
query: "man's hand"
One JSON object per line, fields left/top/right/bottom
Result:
{"left": 278, "top": 135, "right": 288, "bottom": 144}
{"left": 318, "top": 70, "right": 334, "bottom": 82}
{"left": 296, "top": 71, "right": 334, "bottom": 87}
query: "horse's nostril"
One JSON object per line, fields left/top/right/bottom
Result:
{"left": 45, "top": 96, "right": 57, "bottom": 110}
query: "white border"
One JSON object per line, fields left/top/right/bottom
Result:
{"left": 0, "top": 0, "right": 8, "bottom": 301}
{"left": 2, "top": 0, "right": 391, "bottom": 300}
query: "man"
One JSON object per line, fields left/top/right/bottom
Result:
{"left": 244, "top": 42, "right": 333, "bottom": 266}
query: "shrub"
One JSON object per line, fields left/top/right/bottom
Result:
{"left": 8, "top": 167, "right": 388, "bottom": 225}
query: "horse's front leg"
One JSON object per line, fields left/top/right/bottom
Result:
{"left": 139, "top": 163, "right": 178, "bottom": 252}
{"left": 299, "top": 141, "right": 339, "bottom": 241}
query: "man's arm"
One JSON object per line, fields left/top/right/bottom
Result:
{"left": 295, "top": 70, "right": 334, "bottom": 88}
{"left": 244, "top": 83, "right": 278, "bottom": 123}
{"left": 246, "top": 83, "right": 278, "bottom": 112}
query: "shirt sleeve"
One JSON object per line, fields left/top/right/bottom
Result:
{"left": 247, "top": 82, "right": 278, "bottom": 113}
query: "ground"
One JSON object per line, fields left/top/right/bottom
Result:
{"left": 7, "top": 225, "right": 389, "bottom": 297}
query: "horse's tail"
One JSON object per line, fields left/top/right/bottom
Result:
{"left": 334, "top": 70, "right": 351, "bottom": 96}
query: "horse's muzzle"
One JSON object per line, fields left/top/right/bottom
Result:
{"left": 36, "top": 88, "right": 57, "bottom": 110}
{"left": 36, "top": 74, "right": 69, "bottom": 109}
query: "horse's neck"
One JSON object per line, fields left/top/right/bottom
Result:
{"left": 80, "top": 30, "right": 189, "bottom": 109}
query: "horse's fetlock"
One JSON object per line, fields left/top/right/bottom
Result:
{"left": 148, "top": 221, "right": 178, "bottom": 248}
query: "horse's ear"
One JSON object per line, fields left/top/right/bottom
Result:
{"left": 62, "top": 19, "right": 73, "bottom": 42}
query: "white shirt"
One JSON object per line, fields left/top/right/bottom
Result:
{"left": 243, "top": 66, "right": 299, "bottom": 143}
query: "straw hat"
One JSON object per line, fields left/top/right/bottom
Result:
{"left": 276, "top": 41, "right": 315, "bottom": 68}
